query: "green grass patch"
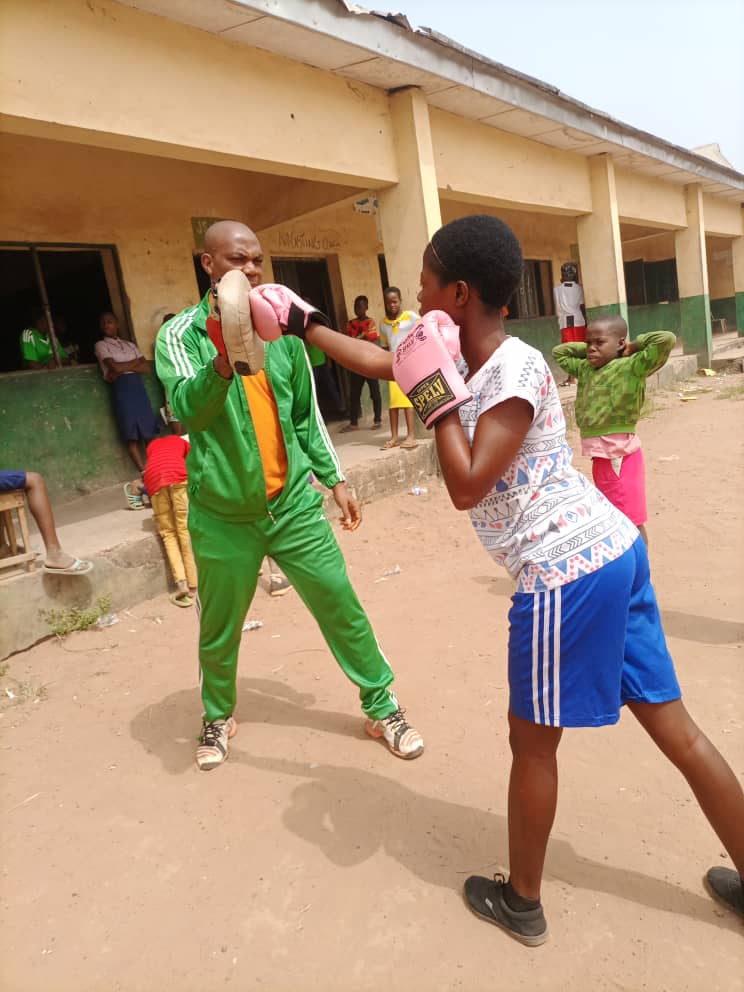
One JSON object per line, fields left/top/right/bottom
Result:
{"left": 43, "top": 594, "right": 112, "bottom": 637}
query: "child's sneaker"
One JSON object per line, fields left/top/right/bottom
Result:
{"left": 464, "top": 874, "right": 548, "bottom": 946}
{"left": 704, "top": 866, "right": 744, "bottom": 919}
{"left": 269, "top": 573, "right": 291, "bottom": 598}
{"left": 365, "top": 707, "right": 424, "bottom": 759}
{"left": 196, "top": 717, "right": 237, "bottom": 771}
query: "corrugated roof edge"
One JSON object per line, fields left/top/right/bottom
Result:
{"left": 335, "top": 0, "right": 743, "bottom": 185}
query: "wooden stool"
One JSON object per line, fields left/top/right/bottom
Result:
{"left": 0, "top": 489, "right": 37, "bottom": 573}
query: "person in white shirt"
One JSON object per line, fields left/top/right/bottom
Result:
{"left": 553, "top": 263, "right": 587, "bottom": 386}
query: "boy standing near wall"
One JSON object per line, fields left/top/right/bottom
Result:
{"left": 553, "top": 263, "right": 587, "bottom": 386}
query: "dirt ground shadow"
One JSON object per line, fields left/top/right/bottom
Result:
{"left": 130, "top": 678, "right": 738, "bottom": 935}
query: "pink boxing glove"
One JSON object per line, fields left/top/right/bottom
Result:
{"left": 393, "top": 311, "right": 471, "bottom": 428}
{"left": 249, "top": 284, "right": 331, "bottom": 341}
{"left": 210, "top": 270, "right": 281, "bottom": 376}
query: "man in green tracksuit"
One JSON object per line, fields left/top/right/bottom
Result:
{"left": 155, "top": 220, "right": 423, "bottom": 770}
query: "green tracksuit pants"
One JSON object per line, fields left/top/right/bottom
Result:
{"left": 189, "top": 493, "right": 398, "bottom": 723}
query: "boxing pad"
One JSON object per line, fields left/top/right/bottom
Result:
{"left": 249, "top": 284, "right": 331, "bottom": 340}
{"left": 392, "top": 311, "right": 471, "bottom": 428}
{"left": 210, "top": 270, "right": 280, "bottom": 376}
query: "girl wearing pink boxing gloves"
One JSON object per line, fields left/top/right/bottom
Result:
{"left": 253, "top": 213, "right": 744, "bottom": 945}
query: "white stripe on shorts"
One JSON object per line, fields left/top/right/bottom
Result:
{"left": 531, "top": 592, "right": 542, "bottom": 722}
{"left": 530, "top": 589, "right": 562, "bottom": 726}
{"left": 542, "top": 591, "right": 551, "bottom": 725}
{"left": 552, "top": 587, "right": 561, "bottom": 727}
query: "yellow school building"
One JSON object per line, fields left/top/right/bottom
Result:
{"left": 1, "top": 0, "right": 743, "bottom": 495}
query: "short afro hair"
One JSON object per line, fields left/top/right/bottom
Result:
{"left": 353, "top": 294, "right": 368, "bottom": 307}
{"left": 427, "top": 215, "right": 523, "bottom": 311}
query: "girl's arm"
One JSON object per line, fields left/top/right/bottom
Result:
{"left": 434, "top": 398, "right": 534, "bottom": 511}
{"left": 305, "top": 323, "right": 394, "bottom": 380}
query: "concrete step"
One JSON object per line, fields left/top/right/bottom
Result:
{"left": 0, "top": 441, "right": 438, "bottom": 660}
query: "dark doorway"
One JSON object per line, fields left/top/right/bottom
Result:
{"left": 270, "top": 257, "right": 346, "bottom": 419}
{"left": 271, "top": 258, "right": 338, "bottom": 324}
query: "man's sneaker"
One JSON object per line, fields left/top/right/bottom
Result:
{"left": 365, "top": 707, "right": 424, "bottom": 759}
{"left": 704, "top": 866, "right": 744, "bottom": 919}
{"left": 464, "top": 874, "right": 549, "bottom": 946}
{"left": 214, "top": 270, "right": 265, "bottom": 376}
{"left": 269, "top": 573, "right": 292, "bottom": 597}
{"left": 196, "top": 717, "right": 237, "bottom": 771}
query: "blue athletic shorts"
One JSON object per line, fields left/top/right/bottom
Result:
{"left": 0, "top": 470, "right": 27, "bottom": 492}
{"left": 508, "top": 538, "right": 681, "bottom": 727}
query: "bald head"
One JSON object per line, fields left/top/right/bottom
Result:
{"left": 204, "top": 220, "right": 256, "bottom": 254}
{"left": 201, "top": 220, "right": 264, "bottom": 287}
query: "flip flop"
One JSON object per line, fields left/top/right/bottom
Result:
{"left": 380, "top": 438, "right": 400, "bottom": 450}
{"left": 169, "top": 592, "right": 194, "bottom": 608}
{"left": 400, "top": 439, "right": 418, "bottom": 450}
{"left": 124, "top": 482, "right": 144, "bottom": 509}
{"left": 43, "top": 557, "right": 94, "bottom": 576}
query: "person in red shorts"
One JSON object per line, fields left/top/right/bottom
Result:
{"left": 553, "top": 263, "right": 587, "bottom": 386}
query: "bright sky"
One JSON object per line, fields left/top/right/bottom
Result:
{"left": 394, "top": 0, "right": 744, "bottom": 173}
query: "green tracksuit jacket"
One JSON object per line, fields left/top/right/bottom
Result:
{"left": 154, "top": 294, "right": 397, "bottom": 723}
{"left": 552, "top": 332, "right": 676, "bottom": 438}
{"left": 155, "top": 293, "right": 344, "bottom": 519}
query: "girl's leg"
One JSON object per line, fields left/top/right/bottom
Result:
{"left": 403, "top": 408, "right": 416, "bottom": 442}
{"left": 126, "top": 440, "right": 145, "bottom": 473}
{"left": 388, "top": 408, "right": 399, "bottom": 440}
{"left": 507, "top": 711, "right": 563, "bottom": 900}
{"left": 628, "top": 699, "right": 744, "bottom": 876}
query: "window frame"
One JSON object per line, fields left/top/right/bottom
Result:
{"left": 0, "top": 240, "right": 133, "bottom": 374}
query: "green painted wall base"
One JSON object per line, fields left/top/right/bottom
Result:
{"left": 679, "top": 294, "right": 712, "bottom": 366}
{"left": 735, "top": 292, "right": 744, "bottom": 337}
{"left": 710, "top": 296, "right": 737, "bottom": 332}
{"left": 627, "top": 302, "right": 680, "bottom": 337}
{"left": 586, "top": 302, "right": 629, "bottom": 324}
{"left": 0, "top": 366, "right": 165, "bottom": 500}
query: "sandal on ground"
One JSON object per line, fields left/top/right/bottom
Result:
{"left": 124, "top": 482, "right": 145, "bottom": 510}
{"left": 169, "top": 592, "right": 194, "bottom": 608}
{"left": 380, "top": 438, "right": 400, "bottom": 450}
{"left": 43, "top": 557, "right": 94, "bottom": 577}
{"left": 339, "top": 424, "right": 360, "bottom": 433}
{"left": 400, "top": 438, "right": 418, "bottom": 450}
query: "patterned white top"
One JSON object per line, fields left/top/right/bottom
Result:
{"left": 458, "top": 336, "right": 637, "bottom": 593}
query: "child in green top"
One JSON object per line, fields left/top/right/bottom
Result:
{"left": 553, "top": 316, "right": 676, "bottom": 544}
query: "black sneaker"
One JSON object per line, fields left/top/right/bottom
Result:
{"left": 464, "top": 874, "right": 549, "bottom": 946}
{"left": 704, "top": 867, "right": 744, "bottom": 920}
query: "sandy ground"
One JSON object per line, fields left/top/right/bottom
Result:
{"left": 1, "top": 376, "right": 743, "bottom": 992}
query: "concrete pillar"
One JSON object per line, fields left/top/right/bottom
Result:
{"left": 377, "top": 89, "right": 442, "bottom": 311}
{"left": 576, "top": 155, "right": 627, "bottom": 324}
{"left": 733, "top": 222, "right": 744, "bottom": 336}
{"left": 674, "top": 184, "right": 712, "bottom": 364}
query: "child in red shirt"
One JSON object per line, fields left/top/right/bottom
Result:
{"left": 142, "top": 423, "right": 197, "bottom": 607}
